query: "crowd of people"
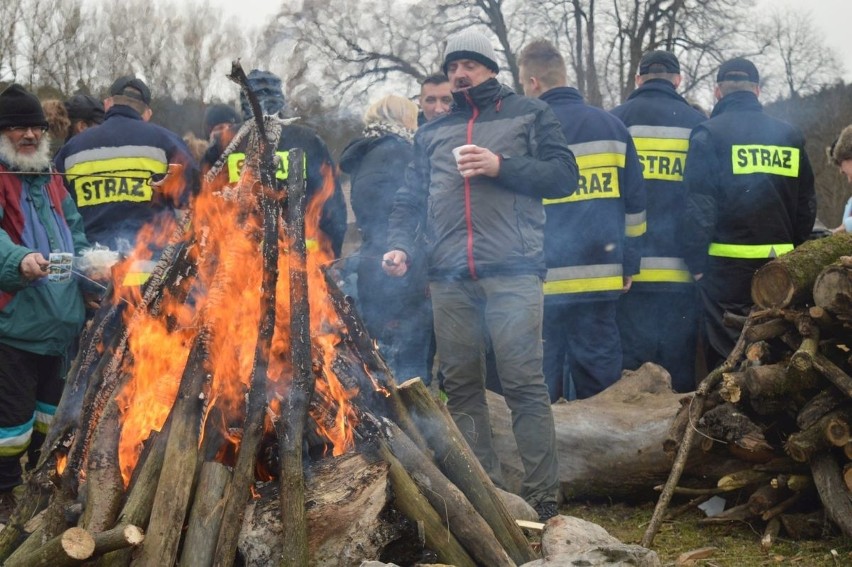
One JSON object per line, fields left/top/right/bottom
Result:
{"left": 0, "top": 28, "right": 846, "bottom": 523}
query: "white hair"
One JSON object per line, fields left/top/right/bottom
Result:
{"left": 0, "top": 132, "right": 52, "bottom": 172}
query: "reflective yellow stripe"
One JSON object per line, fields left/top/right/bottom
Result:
{"left": 633, "top": 257, "right": 692, "bottom": 283}
{"left": 626, "top": 221, "right": 646, "bottom": 237}
{"left": 625, "top": 211, "right": 647, "bottom": 237}
{"left": 544, "top": 276, "right": 623, "bottom": 294}
{"left": 545, "top": 264, "right": 623, "bottom": 294}
{"left": 707, "top": 242, "right": 794, "bottom": 259}
{"left": 633, "top": 269, "right": 692, "bottom": 283}
{"left": 731, "top": 145, "right": 800, "bottom": 177}
{"left": 575, "top": 152, "right": 626, "bottom": 170}
{"left": 122, "top": 272, "right": 151, "bottom": 286}
{"left": 227, "top": 151, "right": 308, "bottom": 183}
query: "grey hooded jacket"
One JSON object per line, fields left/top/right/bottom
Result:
{"left": 388, "top": 78, "right": 578, "bottom": 280}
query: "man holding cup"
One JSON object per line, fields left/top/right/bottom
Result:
{"left": 383, "top": 30, "right": 578, "bottom": 521}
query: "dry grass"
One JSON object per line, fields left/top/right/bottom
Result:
{"left": 561, "top": 500, "right": 852, "bottom": 566}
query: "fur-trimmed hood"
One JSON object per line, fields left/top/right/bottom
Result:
{"left": 829, "top": 124, "right": 852, "bottom": 165}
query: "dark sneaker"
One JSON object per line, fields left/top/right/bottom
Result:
{"left": 0, "top": 491, "right": 16, "bottom": 524}
{"left": 535, "top": 501, "right": 559, "bottom": 522}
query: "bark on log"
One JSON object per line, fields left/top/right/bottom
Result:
{"left": 700, "top": 403, "right": 775, "bottom": 462}
{"left": 237, "top": 452, "right": 415, "bottom": 567}
{"left": 747, "top": 484, "right": 785, "bottom": 515}
{"left": 97, "top": 426, "right": 169, "bottom": 567}
{"left": 810, "top": 452, "right": 852, "bottom": 538}
{"left": 813, "top": 258, "right": 852, "bottom": 319}
{"left": 844, "top": 463, "right": 852, "bottom": 493}
{"left": 813, "top": 353, "right": 852, "bottom": 398}
{"left": 377, "top": 442, "right": 477, "bottom": 567}
{"left": 132, "top": 336, "right": 208, "bottom": 567}
{"left": 397, "top": 378, "right": 534, "bottom": 565}
{"left": 744, "top": 318, "right": 790, "bottom": 342}
{"left": 797, "top": 389, "right": 846, "bottom": 430}
{"left": 4, "top": 527, "right": 94, "bottom": 567}
{"left": 79, "top": 399, "right": 123, "bottom": 533}
{"left": 785, "top": 408, "right": 852, "bottom": 462}
{"left": 179, "top": 460, "right": 230, "bottom": 566}
{"left": 751, "top": 232, "right": 852, "bottom": 308}
{"left": 91, "top": 524, "right": 144, "bottom": 556}
{"left": 214, "top": 72, "right": 284, "bottom": 567}
{"left": 761, "top": 517, "right": 781, "bottom": 551}
{"left": 374, "top": 421, "right": 515, "bottom": 567}
{"left": 279, "top": 148, "right": 312, "bottom": 567}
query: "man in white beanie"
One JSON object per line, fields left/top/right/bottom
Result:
{"left": 383, "top": 29, "right": 578, "bottom": 521}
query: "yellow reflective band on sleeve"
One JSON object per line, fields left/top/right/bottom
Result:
{"left": 544, "top": 264, "right": 623, "bottom": 294}
{"left": 625, "top": 211, "right": 647, "bottom": 237}
{"left": 632, "top": 257, "right": 692, "bottom": 283}
{"left": 707, "top": 242, "right": 794, "bottom": 259}
{"left": 731, "top": 145, "right": 800, "bottom": 177}
{"left": 227, "top": 151, "right": 308, "bottom": 183}
{"left": 632, "top": 269, "right": 692, "bottom": 283}
{"left": 632, "top": 137, "right": 690, "bottom": 153}
{"left": 67, "top": 156, "right": 165, "bottom": 207}
{"left": 544, "top": 276, "right": 624, "bottom": 294}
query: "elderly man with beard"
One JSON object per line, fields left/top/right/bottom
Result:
{"left": 0, "top": 84, "right": 89, "bottom": 522}
{"left": 383, "top": 31, "right": 578, "bottom": 521}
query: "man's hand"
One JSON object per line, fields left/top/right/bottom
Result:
{"left": 19, "top": 252, "right": 49, "bottom": 281}
{"left": 622, "top": 276, "right": 633, "bottom": 293}
{"left": 457, "top": 145, "right": 501, "bottom": 178}
{"left": 693, "top": 273, "right": 703, "bottom": 282}
{"left": 382, "top": 250, "right": 409, "bottom": 277}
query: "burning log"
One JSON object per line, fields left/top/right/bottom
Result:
{"left": 1, "top": 60, "right": 557, "bottom": 567}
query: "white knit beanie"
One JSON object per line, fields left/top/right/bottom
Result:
{"left": 442, "top": 30, "right": 499, "bottom": 75}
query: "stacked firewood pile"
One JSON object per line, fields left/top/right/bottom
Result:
{"left": 0, "top": 63, "right": 543, "bottom": 567}
{"left": 644, "top": 233, "right": 852, "bottom": 550}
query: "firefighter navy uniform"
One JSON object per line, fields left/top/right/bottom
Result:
{"left": 611, "top": 79, "right": 707, "bottom": 392}
{"left": 680, "top": 90, "right": 816, "bottom": 367}
{"left": 539, "top": 86, "right": 646, "bottom": 400}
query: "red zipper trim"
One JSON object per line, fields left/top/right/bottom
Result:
{"left": 464, "top": 93, "right": 479, "bottom": 280}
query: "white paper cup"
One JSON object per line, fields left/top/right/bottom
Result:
{"left": 452, "top": 144, "right": 477, "bottom": 164}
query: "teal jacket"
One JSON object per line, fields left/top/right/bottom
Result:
{"left": 0, "top": 165, "right": 88, "bottom": 355}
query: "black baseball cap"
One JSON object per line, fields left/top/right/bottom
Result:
{"left": 64, "top": 94, "right": 105, "bottom": 124}
{"left": 716, "top": 58, "right": 759, "bottom": 83}
{"left": 108, "top": 75, "right": 152, "bottom": 105}
{"left": 638, "top": 51, "right": 680, "bottom": 75}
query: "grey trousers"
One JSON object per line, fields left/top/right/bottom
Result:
{"left": 430, "top": 275, "right": 560, "bottom": 506}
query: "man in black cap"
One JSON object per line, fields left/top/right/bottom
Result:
{"left": 54, "top": 75, "right": 198, "bottom": 273}
{"left": 0, "top": 84, "right": 89, "bottom": 521}
{"left": 679, "top": 57, "right": 816, "bottom": 368}
{"left": 202, "top": 103, "right": 239, "bottom": 142}
{"left": 383, "top": 30, "right": 578, "bottom": 521}
{"left": 63, "top": 93, "right": 105, "bottom": 142}
{"left": 610, "top": 50, "right": 707, "bottom": 392}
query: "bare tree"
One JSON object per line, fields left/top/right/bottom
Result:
{"left": 759, "top": 8, "right": 844, "bottom": 100}
{"left": 0, "top": 0, "right": 23, "bottom": 83}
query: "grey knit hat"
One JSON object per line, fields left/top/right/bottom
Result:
{"left": 442, "top": 30, "right": 499, "bottom": 75}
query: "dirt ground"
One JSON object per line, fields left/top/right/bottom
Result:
{"left": 564, "top": 500, "right": 852, "bottom": 566}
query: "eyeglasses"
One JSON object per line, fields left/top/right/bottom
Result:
{"left": 5, "top": 126, "right": 48, "bottom": 134}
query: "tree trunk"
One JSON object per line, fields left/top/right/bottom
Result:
{"left": 751, "top": 233, "right": 852, "bottom": 308}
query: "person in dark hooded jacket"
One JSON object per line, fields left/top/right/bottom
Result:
{"left": 339, "top": 94, "right": 431, "bottom": 383}
{"left": 679, "top": 58, "right": 816, "bottom": 368}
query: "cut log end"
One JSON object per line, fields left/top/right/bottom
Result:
{"left": 62, "top": 527, "right": 96, "bottom": 559}
{"left": 751, "top": 262, "right": 795, "bottom": 309}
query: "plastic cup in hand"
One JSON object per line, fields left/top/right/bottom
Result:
{"left": 452, "top": 144, "right": 477, "bottom": 164}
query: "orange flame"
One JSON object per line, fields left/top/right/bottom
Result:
{"left": 110, "top": 151, "right": 359, "bottom": 485}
